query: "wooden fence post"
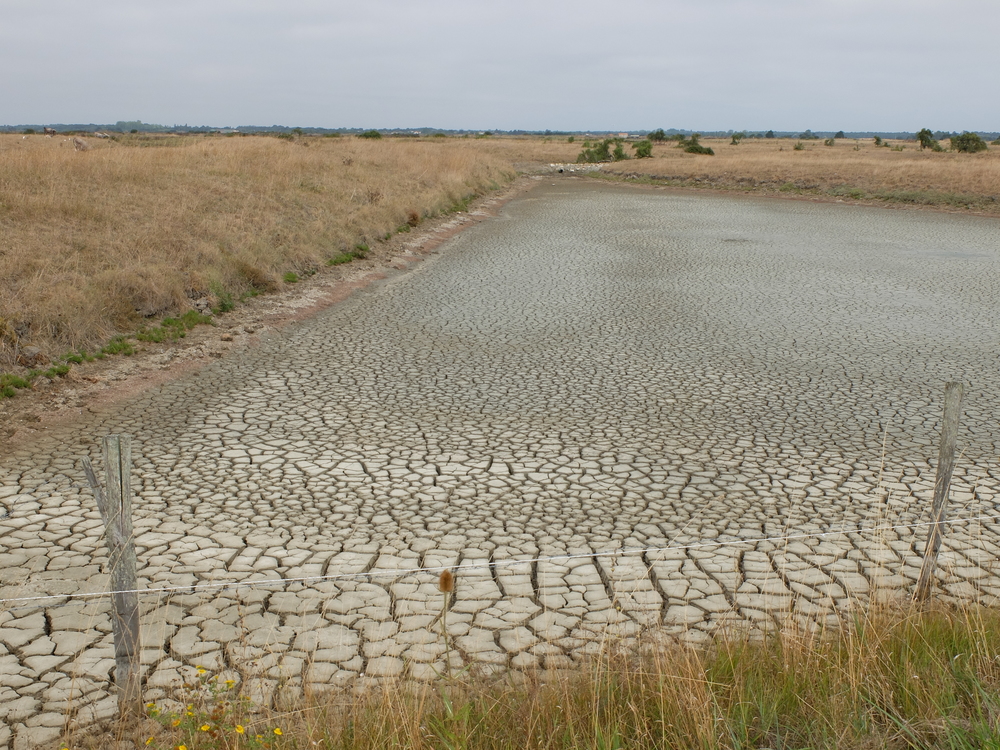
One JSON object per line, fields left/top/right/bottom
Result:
{"left": 914, "top": 382, "right": 964, "bottom": 602}
{"left": 83, "top": 434, "right": 141, "bottom": 719}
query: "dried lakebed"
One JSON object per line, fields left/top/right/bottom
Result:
{"left": 3, "top": 180, "right": 1000, "bottom": 744}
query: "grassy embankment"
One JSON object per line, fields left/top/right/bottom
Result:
{"left": 71, "top": 603, "right": 1000, "bottom": 749}
{"left": 599, "top": 136, "right": 1000, "bottom": 211}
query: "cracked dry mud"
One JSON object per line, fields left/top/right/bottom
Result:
{"left": 3, "top": 179, "right": 1000, "bottom": 745}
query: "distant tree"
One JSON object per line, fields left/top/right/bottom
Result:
{"left": 358, "top": 130, "right": 382, "bottom": 140}
{"left": 22, "top": 128, "right": 35, "bottom": 135}
{"left": 834, "top": 131, "right": 846, "bottom": 139}
{"left": 612, "top": 140, "right": 629, "bottom": 161}
{"left": 567, "top": 136, "right": 575, "bottom": 143}
{"left": 730, "top": 132, "right": 745, "bottom": 145}
{"left": 648, "top": 128, "right": 667, "bottom": 142}
{"left": 917, "top": 128, "right": 942, "bottom": 151}
{"left": 633, "top": 139, "right": 653, "bottom": 158}
{"left": 764, "top": 130, "right": 775, "bottom": 139}
{"left": 950, "top": 132, "right": 988, "bottom": 153}
{"left": 873, "top": 135, "right": 883, "bottom": 147}
{"left": 799, "top": 129, "right": 820, "bottom": 140}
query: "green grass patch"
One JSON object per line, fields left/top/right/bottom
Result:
{"left": 328, "top": 243, "right": 370, "bottom": 266}
{"left": 136, "top": 311, "right": 213, "bottom": 344}
{"left": 283, "top": 271, "right": 299, "bottom": 283}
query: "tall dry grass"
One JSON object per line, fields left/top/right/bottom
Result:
{"left": 0, "top": 134, "right": 516, "bottom": 361}
{"left": 72, "top": 602, "right": 1000, "bottom": 750}
{"left": 601, "top": 137, "right": 1000, "bottom": 207}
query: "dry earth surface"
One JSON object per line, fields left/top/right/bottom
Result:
{"left": 2, "top": 175, "right": 1000, "bottom": 748}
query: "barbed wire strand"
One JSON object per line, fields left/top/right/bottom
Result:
{"left": 1, "top": 509, "right": 998, "bottom": 611}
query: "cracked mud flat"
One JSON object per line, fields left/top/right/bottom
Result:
{"left": 3, "top": 180, "right": 1000, "bottom": 745}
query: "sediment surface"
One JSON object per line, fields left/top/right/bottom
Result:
{"left": 2, "top": 179, "right": 1000, "bottom": 745}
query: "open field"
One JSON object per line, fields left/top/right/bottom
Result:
{"left": 1, "top": 132, "right": 998, "bottom": 371}
{"left": 600, "top": 136, "right": 1000, "bottom": 209}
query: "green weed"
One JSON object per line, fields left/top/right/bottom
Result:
{"left": 283, "top": 272, "right": 299, "bottom": 283}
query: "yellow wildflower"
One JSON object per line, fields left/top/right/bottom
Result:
{"left": 200, "top": 724, "right": 211, "bottom": 731}
{"left": 274, "top": 727, "right": 283, "bottom": 735}
{"left": 235, "top": 725, "right": 245, "bottom": 734}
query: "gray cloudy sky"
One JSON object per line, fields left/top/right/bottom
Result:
{"left": 3, "top": 0, "right": 997, "bottom": 132}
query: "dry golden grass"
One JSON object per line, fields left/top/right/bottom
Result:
{"left": 71, "top": 602, "right": 1000, "bottom": 750}
{"left": 601, "top": 137, "right": 1000, "bottom": 206}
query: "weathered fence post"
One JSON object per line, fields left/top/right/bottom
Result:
{"left": 82, "top": 434, "right": 141, "bottom": 719}
{"left": 914, "top": 382, "right": 964, "bottom": 602}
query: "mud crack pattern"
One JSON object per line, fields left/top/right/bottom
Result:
{"left": 2, "top": 181, "right": 1000, "bottom": 743}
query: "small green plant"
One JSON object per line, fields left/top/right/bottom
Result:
{"left": 358, "top": 129, "right": 382, "bottom": 140}
{"left": 283, "top": 271, "right": 299, "bottom": 283}
{"left": 824, "top": 138, "right": 835, "bottom": 146}
{"left": 210, "top": 282, "right": 235, "bottom": 313}
{"left": 328, "top": 243, "right": 370, "bottom": 266}
{"left": 632, "top": 140, "right": 653, "bottom": 158}
{"left": 873, "top": 135, "right": 884, "bottom": 147}
{"left": 793, "top": 141, "right": 805, "bottom": 151}
{"left": 136, "top": 311, "right": 213, "bottom": 343}
{"left": 611, "top": 141, "right": 629, "bottom": 161}
{"left": 891, "top": 144, "right": 905, "bottom": 151}
{"left": 567, "top": 136, "right": 575, "bottom": 143}
{"left": 276, "top": 132, "right": 294, "bottom": 141}
{"left": 101, "top": 336, "right": 135, "bottom": 356}
{"left": 951, "top": 131, "right": 988, "bottom": 153}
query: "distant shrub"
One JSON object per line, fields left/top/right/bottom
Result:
{"left": 633, "top": 140, "right": 653, "bottom": 158}
{"left": 799, "top": 129, "right": 820, "bottom": 140}
{"left": 648, "top": 128, "right": 667, "bottom": 142}
{"left": 567, "top": 136, "right": 575, "bottom": 143}
{"left": 22, "top": 128, "right": 35, "bottom": 135}
{"left": 577, "top": 139, "right": 612, "bottom": 163}
{"left": 992, "top": 137, "right": 1000, "bottom": 146}
{"left": 834, "top": 131, "right": 846, "bottom": 139}
{"left": 824, "top": 138, "right": 835, "bottom": 146}
{"left": 358, "top": 130, "right": 382, "bottom": 140}
{"left": 730, "top": 132, "right": 745, "bottom": 145}
{"left": 793, "top": 141, "right": 805, "bottom": 151}
{"left": 678, "top": 134, "right": 714, "bottom": 155}
{"left": 612, "top": 141, "right": 628, "bottom": 161}
{"left": 764, "top": 130, "right": 775, "bottom": 139}
{"left": 276, "top": 132, "right": 294, "bottom": 141}
{"left": 951, "top": 132, "right": 988, "bottom": 153}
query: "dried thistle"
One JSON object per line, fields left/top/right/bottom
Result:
{"left": 438, "top": 568, "right": 454, "bottom": 593}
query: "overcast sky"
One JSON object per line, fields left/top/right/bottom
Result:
{"left": 2, "top": 0, "right": 997, "bottom": 132}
